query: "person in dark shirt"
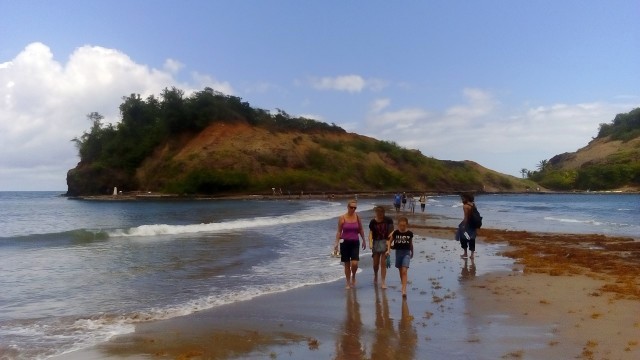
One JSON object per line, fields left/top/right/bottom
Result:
{"left": 457, "top": 193, "right": 477, "bottom": 259}
{"left": 387, "top": 216, "right": 413, "bottom": 297}
{"left": 369, "top": 206, "right": 394, "bottom": 289}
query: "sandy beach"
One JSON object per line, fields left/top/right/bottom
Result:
{"left": 54, "top": 215, "right": 640, "bottom": 360}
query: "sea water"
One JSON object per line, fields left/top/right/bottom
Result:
{"left": 425, "top": 192, "right": 639, "bottom": 237}
{"left": 0, "top": 191, "right": 637, "bottom": 359}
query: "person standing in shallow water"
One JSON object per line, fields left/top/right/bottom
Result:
{"left": 387, "top": 217, "right": 413, "bottom": 297}
{"left": 457, "top": 193, "right": 478, "bottom": 259}
{"left": 334, "top": 200, "right": 366, "bottom": 289}
{"left": 369, "top": 206, "right": 394, "bottom": 289}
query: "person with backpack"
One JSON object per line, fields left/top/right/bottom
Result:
{"left": 457, "top": 193, "right": 481, "bottom": 259}
{"left": 334, "top": 200, "right": 366, "bottom": 289}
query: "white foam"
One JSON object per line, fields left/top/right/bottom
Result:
{"left": 544, "top": 217, "right": 602, "bottom": 226}
{"left": 5, "top": 273, "right": 347, "bottom": 360}
{"left": 109, "top": 202, "right": 350, "bottom": 238}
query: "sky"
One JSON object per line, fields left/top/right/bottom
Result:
{"left": 1, "top": 1, "right": 639, "bottom": 191}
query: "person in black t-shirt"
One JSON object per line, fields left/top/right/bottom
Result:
{"left": 387, "top": 216, "right": 413, "bottom": 297}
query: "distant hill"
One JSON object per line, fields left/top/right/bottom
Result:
{"left": 66, "top": 87, "right": 535, "bottom": 196}
{"left": 528, "top": 108, "right": 640, "bottom": 191}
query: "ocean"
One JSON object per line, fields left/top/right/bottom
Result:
{"left": 0, "top": 191, "right": 637, "bottom": 359}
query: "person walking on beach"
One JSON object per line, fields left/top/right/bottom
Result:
{"left": 387, "top": 217, "right": 413, "bottom": 297}
{"left": 457, "top": 193, "right": 478, "bottom": 259}
{"left": 408, "top": 195, "right": 416, "bottom": 214}
{"left": 393, "top": 193, "right": 401, "bottom": 212}
{"left": 419, "top": 193, "right": 426, "bottom": 212}
{"left": 369, "top": 206, "right": 394, "bottom": 289}
{"left": 401, "top": 192, "right": 407, "bottom": 211}
{"left": 334, "top": 200, "right": 366, "bottom": 289}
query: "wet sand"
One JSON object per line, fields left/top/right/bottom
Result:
{"left": 57, "top": 222, "right": 640, "bottom": 359}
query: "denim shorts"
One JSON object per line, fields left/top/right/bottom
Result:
{"left": 395, "top": 249, "right": 411, "bottom": 268}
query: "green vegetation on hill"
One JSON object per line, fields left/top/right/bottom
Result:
{"left": 527, "top": 108, "right": 640, "bottom": 191}
{"left": 67, "top": 87, "right": 531, "bottom": 196}
{"left": 597, "top": 108, "right": 640, "bottom": 142}
{"left": 68, "top": 87, "right": 343, "bottom": 195}
{"left": 71, "top": 87, "right": 341, "bottom": 171}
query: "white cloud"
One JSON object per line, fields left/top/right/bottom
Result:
{"left": 163, "top": 58, "right": 184, "bottom": 73}
{"left": 309, "top": 74, "right": 385, "bottom": 93}
{"left": 189, "top": 72, "right": 234, "bottom": 95}
{"left": 0, "top": 42, "right": 231, "bottom": 190}
{"left": 368, "top": 107, "right": 430, "bottom": 131}
{"left": 297, "top": 113, "right": 324, "bottom": 121}
{"left": 445, "top": 88, "right": 496, "bottom": 119}
{"left": 370, "top": 98, "right": 391, "bottom": 113}
{"left": 362, "top": 88, "right": 639, "bottom": 176}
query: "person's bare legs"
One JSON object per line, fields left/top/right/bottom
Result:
{"left": 350, "top": 260, "right": 358, "bottom": 287}
{"left": 470, "top": 251, "right": 475, "bottom": 259}
{"left": 343, "top": 262, "right": 351, "bottom": 289}
{"left": 372, "top": 253, "right": 381, "bottom": 284}
{"left": 400, "top": 267, "right": 408, "bottom": 297}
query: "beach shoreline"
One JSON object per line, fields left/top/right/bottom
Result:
{"left": 55, "top": 224, "right": 640, "bottom": 360}
{"left": 64, "top": 188, "right": 640, "bottom": 202}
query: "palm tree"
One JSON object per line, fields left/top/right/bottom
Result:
{"left": 537, "top": 159, "right": 549, "bottom": 172}
{"left": 520, "top": 168, "right": 528, "bottom": 178}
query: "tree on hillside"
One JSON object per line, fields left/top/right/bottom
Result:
{"left": 537, "top": 160, "right": 549, "bottom": 172}
{"left": 71, "top": 112, "right": 109, "bottom": 163}
{"left": 597, "top": 107, "right": 640, "bottom": 141}
{"left": 520, "top": 168, "right": 528, "bottom": 178}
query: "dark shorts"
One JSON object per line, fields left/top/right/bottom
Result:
{"left": 456, "top": 225, "right": 476, "bottom": 251}
{"left": 340, "top": 240, "right": 360, "bottom": 263}
{"left": 460, "top": 238, "right": 476, "bottom": 252}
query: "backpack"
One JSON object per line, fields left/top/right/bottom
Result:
{"left": 470, "top": 205, "right": 483, "bottom": 229}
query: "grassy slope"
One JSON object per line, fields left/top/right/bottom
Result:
{"left": 550, "top": 137, "right": 640, "bottom": 170}
{"left": 543, "top": 136, "right": 640, "bottom": 191}
{"left": 134, "top": 121, "right": 535, "bottom": 195}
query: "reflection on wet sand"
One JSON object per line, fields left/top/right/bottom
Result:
{"left": 335, "top": 290, "right": 364, "bottom": 359}
{"left": 371, "top": 286, "right": 395, "bottom": 359}
{"left": 459, "top": 257, "right": 476, "bottom": 281}
{"left": 396, "top": 298, "right": 418, "bottom": 360}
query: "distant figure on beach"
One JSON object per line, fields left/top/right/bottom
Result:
{"left": 369, "top": 206, "right": 394, "bottom": 289}
{"left": 457, "top": 193, "right": 478, "bottom": 259}
{"left": 419, "top": 193, "right": 426, "bottom": 212}
{"left": 408, "top": 195, "right": 416, "bottom": 214}
{"left": 334, "top": 200, "right": 366, "bottom": 289}
{"left": 393, "top": 193, "right": 401, "bottom": 212}
{"left": 388, "top": 216, "right": 413, "bottom": 297}
{"left": 401, "top": 192, "right": 407, "bottom": 210}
